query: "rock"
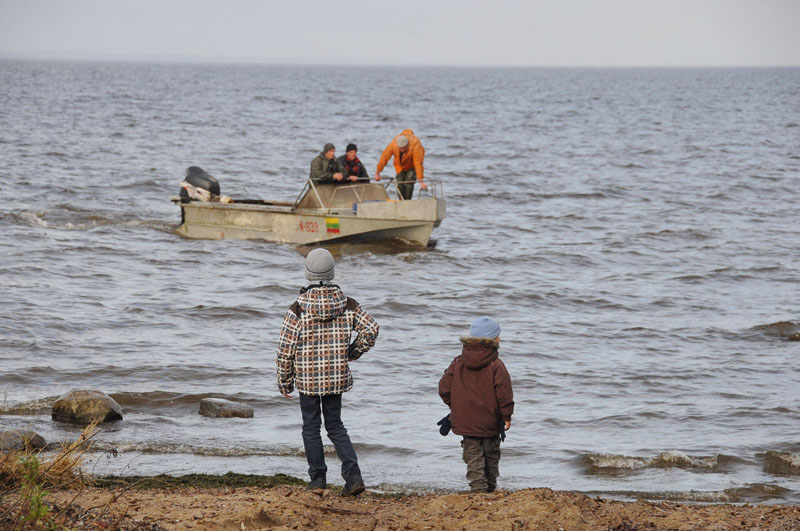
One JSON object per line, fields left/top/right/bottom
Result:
{"left": 199, "top": 398, "right": 254, "bottom": 419}
{"left": 0, "top": 429, "right": 47, "bottom": 452}
{"left": 51, "top": 390, "right": 123, "bottom": 425}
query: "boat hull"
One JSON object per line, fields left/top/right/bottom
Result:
{"left": 176, "top": 196, "right": 445, "bottom": 246}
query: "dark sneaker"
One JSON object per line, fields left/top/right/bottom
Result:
{"left": 341, "top": 476, "right": 365, "bottom": 497}
{"left": 307, "top": 476, "right": 326, "bottom": 490}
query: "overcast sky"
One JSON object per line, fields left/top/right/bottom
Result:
{"left": 1, "top": 0, "right": 798, "bottom": 66}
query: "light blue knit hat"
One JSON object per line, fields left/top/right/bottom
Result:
{"left": 470, "top": 316, "right": 501, "bottom": 339}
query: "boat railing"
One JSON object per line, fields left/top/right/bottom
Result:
{"left": 399, "top": 178, "right": 445, "bottom": 202}
{"left": 375, "top": 177, "right": 445, "bottom": 203}
{"left": 293, "top": 178, "right": 444, "bottom": 213}
{"left": 292, "top": 179, "right": 320, "bottom": 210}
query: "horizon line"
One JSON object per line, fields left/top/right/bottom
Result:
{"left": 1, "top": 51, "right": 797, "bottom": 69}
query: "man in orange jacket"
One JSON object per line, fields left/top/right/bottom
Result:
{"left": 375, "top": 129, "right": 428, "bottom": 200}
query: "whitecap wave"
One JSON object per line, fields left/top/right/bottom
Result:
{"left": 87, "top": 440, "right": 329, "bottom": 458}
{"left": 581, "top": 450, "right": 720, "bottom": 473}
{"left": 762, "top": 451, "right": 800, "bottom": 476}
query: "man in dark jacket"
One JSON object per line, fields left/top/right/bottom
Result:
{"left": 310, "top": 143, "right": 348, "bottom": 184}
{"left": 337, "top": 143, "right": 370, "bottom": 183}
{"left": 438, "top": 316, "right": 514, "bottom": 493}
{"left": 276, "top": 248, "right": 379, "bottom": 496}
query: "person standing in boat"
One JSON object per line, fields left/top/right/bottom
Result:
{"left": 310, "top": 143, "right": 348, "bottom": 184}
{"left": 375, "top": 129, "right": 427, "bottom": 199}
{"left": 337, "top": 143, "right": 370, "bottom": 183}
{"left": 276, "top": 248, "right": 380, "bottom": 496}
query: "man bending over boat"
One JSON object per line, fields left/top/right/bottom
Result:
{"left": 310, "top": 143, "right": 349, "bottom": 184}
{"left": 375, "top": 129, "right": 427, "bottom": 199}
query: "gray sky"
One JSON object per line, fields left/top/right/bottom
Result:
{"left": 1, "top": 0, "right": 799, "bottom": 66}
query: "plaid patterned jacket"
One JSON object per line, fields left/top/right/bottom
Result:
{"left": 276, "top": 284, "right": 379, "bottom": 396}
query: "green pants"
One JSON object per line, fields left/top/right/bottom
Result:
{"left": 461, "top": 435, "right": 501, "bottom": 493}
{"left": 396, "top": 169, "right": 416, "bottom": 200}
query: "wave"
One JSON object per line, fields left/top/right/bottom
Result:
{"left": 748, "top": 321, "right": 800, "bottom": 341}
{"left": 587, "top": 483, "right": 792, "bottom": 504}
{"left": 579, "top": 450, "right": 737, "bottom": 474}
{"left": 761, "top": 451, "right": 800, "bottom": 476}
{"left": 110, "top": 391, "right": 253, "bottom": 408}
{"left": 581, "top": 450, "right": 800, "bottom": 478}
{"left": 78, "top": 440, "right": 415, "bottom": 459}
{"left": 1, "top": 396, "right": 59, "bottom": 415}
{"left": 2, "top": 208, "right": 174, "bottom": 234}
{"left": 370, "top": 482, "right": 452, "bottom": 495}
{"left": 181, "top": 305, "right": 266, "bottom": 319}
{"left": 88, "top": 441, "right": 314, "bottom": 458}
{"left": 633, "top": 148, "right": 664, "bottom": 156}
{"left": 1, "top": 211, "right": 50, "bottom": 229}
{"left": 116, "top": 178, "right": 167, "bottom": 190}
{"left": 638, "top": 228, "right": 714, "bottom": 241}
{"left": 252, "top": 95, "right": 290, "bottom": 104}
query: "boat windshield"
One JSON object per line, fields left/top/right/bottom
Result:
{"left": 294, "top": 182, "right": 390, "bottom": 210}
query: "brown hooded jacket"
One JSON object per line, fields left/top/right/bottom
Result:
{"left": 438, "top": 337, "right": 514, "bottom": 438}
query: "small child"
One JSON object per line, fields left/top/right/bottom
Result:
{"left": 438, "top": 316, "right": 515, "bottom": 493}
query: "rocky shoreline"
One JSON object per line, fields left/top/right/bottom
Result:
{"left": 3, "top": 391, "right": 800, "bottom": 528}
{"left": 38, "top": 473, "right": 800, "bottom": 530}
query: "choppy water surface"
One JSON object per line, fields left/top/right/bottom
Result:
{"left": 1, "top": 61, "right": 799, "bottom": 503}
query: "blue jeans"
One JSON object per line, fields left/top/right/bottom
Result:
{"left": 299, "top": 393, "right": 361, "bottom": 482}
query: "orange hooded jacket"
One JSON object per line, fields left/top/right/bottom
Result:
{"left": 376, "top": 129, "right": 425, "bottom": 181}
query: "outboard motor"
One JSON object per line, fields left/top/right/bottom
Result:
{"left": 180, "top": 166, "right": 221, "bottom": 203}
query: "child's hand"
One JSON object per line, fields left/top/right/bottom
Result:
{"left": 504, "top": 420, "right": 511, "bottom": 431}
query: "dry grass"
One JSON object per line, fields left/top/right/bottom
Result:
{"left": 1, "top": 421, "right": 100, "bottom": 528}
{"left": 1, "top": 421, "right": 98, "bottom": 490}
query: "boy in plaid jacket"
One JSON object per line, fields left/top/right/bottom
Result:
{"left": 277, "top": 248, "right": 379, "bottom": 496}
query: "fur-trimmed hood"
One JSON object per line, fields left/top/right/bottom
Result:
{"left": 458, "top": 336, "right": 499, "bottom": 370}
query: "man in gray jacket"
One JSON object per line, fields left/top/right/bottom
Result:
{"left": 310, "top": 143, "right": 348, "bottom": 184}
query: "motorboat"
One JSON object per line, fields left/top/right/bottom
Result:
{"left": 171, "top": 167, "right": 446, "bottom": 246}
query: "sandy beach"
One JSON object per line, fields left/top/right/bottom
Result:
{"left": 41, "top": 481, "right": 800, "bottom": 530}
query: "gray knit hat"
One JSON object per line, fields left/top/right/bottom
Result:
{"left": 305, "top": 248, "right": 335, "bottom": 281}
{"left": 323, "top": 143, "right": 335, "bottom": 153}
{"left": 396, "top": 135, "right": 409, "bottom": 148}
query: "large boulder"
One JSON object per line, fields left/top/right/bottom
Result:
{"left": 0, "top": 429, "right": 46, "bottom": 452}
{"left": 199, "top": 398, "right": 254, "bottom": 419}
{"left": 51, "top": 390, "right": 123, "bottom": 425}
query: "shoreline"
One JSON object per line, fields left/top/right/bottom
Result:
{"left": 36, "top": 473, "right": 800, "bottom": 529}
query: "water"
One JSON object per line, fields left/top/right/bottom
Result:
{"left": 1, "top": 61, "right": 799, "bottom": 504}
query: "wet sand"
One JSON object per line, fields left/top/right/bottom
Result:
{"left": 47, "top": 483, "right": 800, "bottom": 530}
